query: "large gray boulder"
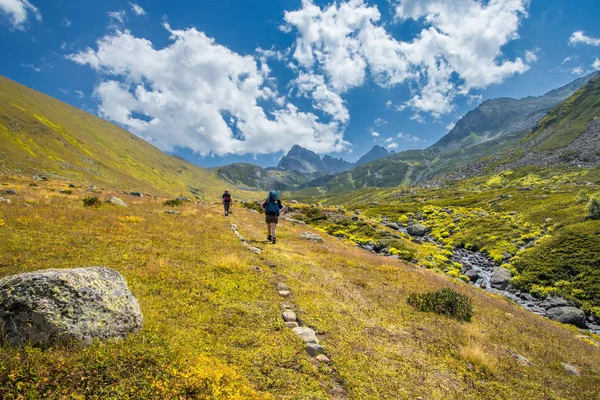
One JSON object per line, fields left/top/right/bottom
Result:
{"left": 490, "top": 267, "right": 512, "bottom": 290}
{"left": 545, "top": 307, "right": 587, "bottom": 328}
{"left": 0, "top": 267, "right": 143, "bottom": 346}
{"left": 407, "top": 223, "right": 427, "bottom": 237}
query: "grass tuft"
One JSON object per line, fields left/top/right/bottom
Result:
{"left": 407, "top": 288, "right": 473, "bottom": 322}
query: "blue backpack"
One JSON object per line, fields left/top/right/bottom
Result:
{"left": 265, "top": 192, "right": 280, "bottom": 215}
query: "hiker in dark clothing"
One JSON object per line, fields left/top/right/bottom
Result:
{"left": 222, "top": 190, "right": 232, "bottom": 216}
{"left": 262, "top": 190, "right": 284, "bottom": 244}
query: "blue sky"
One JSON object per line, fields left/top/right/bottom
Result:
{"left": 1, "top": 0, "right": 599, "bottom": 168}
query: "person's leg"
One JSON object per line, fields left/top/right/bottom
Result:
{"left": 267, "top": 222, "right": 272, "bottom": 240}
{"left": 271, "top": 223, "right": 277, "bottom": 243}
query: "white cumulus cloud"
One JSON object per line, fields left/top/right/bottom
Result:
{"left": 0, "top": 0, "right": 41, "bottom": 30}
{"left": 68, "top": 25, "right": 348, "bottom": 157}
{"left": 130, "top": 3, "right": 145, "bottom": 16}
{"left": 569, "top": 31, "right": 600, "bottom": 47}
{"left": 282, "top": 0, "right": 530, "bottom": 118}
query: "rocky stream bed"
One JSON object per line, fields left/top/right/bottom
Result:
{"left": 365, "top": 221, "right": 600, "bottom": 335}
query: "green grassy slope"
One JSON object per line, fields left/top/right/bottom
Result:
{"left": 0, "top": 76, "right": 231, "bottom": 197}
{"left": 522, "top": 74, "right": 600, "bottom": 151}
{"left": 1, "top": 179, "right": 599, "bottom": 398}
{"left": 295, "top": 167, "right": 600, "bottom": 312}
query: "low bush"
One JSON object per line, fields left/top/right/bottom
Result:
{"left": 407, "top": 288, "right": 473, "bottom": 322}
{"left": 587, "top": 194, "right": 600, "bottom": 220}
{"left": 82, "top": 196, "right": 101, "bottom": 207}
{"left": 164, "top": 199, "right": 183, "bottom": 207}
{"left": 241, "top": 201, "right": 263, "bottom": 213}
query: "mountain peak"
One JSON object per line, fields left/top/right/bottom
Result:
{"left": 356, "top": 145, "right": 391, "bottom": 166}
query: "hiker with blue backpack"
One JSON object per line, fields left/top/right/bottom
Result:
{"left": 262, "top": 190, "right": 284, "bottom": 244}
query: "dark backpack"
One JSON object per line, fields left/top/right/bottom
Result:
{"left": 265, "top": 197, "right": 279, "bottom": 215}
{"left": 223, "top": 193, "right": 231, "bottom": 202}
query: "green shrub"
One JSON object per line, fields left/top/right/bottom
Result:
{"left": 241, "top": 201, "right": 263, "bottom": 213}
{"left": 576, "top": 189, "right": 590, "bottom": 204}
{"left": 82, "top": 196, "right": 101, "bottom": 207}
{"left": 587, "top": 194, "right": 600, "bottom": 220}
{"left": 407, "top": 288, "right": 473, "bottom": 322}
{"left": 164, "top": 199, "right": 183, "bottom": 207}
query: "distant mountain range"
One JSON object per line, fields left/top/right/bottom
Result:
{"left": 1, "top": 70, "right": 599, "bottom": 196}
{"left": 215, "top": 144, "right": 394, "bottom": 190}
{"left": 292, "top": 71, "right": 600, "bottom": 194}
{"left": 277, "top": 144, "right": 392, "bottom": 174}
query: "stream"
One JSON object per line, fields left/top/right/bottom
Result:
{"left": 374, "top": 220, "right": 600, "bottom": 335}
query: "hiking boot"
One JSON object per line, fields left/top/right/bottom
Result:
{"left": 272, "top": 237, "right": 276, "bottom": 244}
{"left": 267, "top": 235, "right": 272, "bottom": 242}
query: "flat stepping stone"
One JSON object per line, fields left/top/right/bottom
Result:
{"left": 285, "top": 322, "right": 299, "bottom": 328}
{"left": 282, "top": 310, "right": 297, "bottom": 322}
{"left": 278, "top": 290, "right": 291, "bottom": 297}
{"left": 276, "top": 282, "right": 290, "bottom": 291}
{"left": 292, "top": 326, "right": 319, "bottom": 344}
{"left": 306, "top": 343, "right": 325, "bottom": 356}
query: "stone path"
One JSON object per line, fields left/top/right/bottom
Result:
{"left": 226, "top": 215, "right": 348, "bottom": 398}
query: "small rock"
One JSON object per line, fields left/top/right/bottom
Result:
{"left": 292, "top": 326, "right": 319, "bottom": 344}
{"left": 465, "top": 269, "right": 481, "bottom": 282}
{"left": 519, "top": 293, "right": 536, "bottom": 302}
{"left": 164, "top": 210, "right": 180, "bottom": 215}
{"left": 105, "top": 196, "right": 128, "bottom": 207}
{"left": 2, "top": 189, "right": 16, "bottom": 195}
{"left": 289, "top": 200, "right": 298, "bottom": 204}
{"left": 285, "top": 322, "right": 299, "bottom": 328}
{"left": 352, "top": 216, "right": 359, "bottom": 221}
{"left": 301, "top": 232, "right": 324, "bottom": 242}
{"left": 545, "top": 307, "right": 587, "bottom": 328}
{"left": 251, "top": 266, "right": 262, "bottom": 273}
{"left": 383, "top": 222, "right": 400, "bottom": 230}
{"left": 68, "top": 183, "right": 76, "bottom": 188}
{"left": 306, "top": 343, "right": 325, "bottom": 356}
{"left": 316, "top": 354, "right": 330, "bottom": 363}
{"left": 87, "top": 185, "right": 97, "bottom": 192}
{"left": 282, "top": 310, "right": 297, "bottom": 322}
{"left": 506, "top": 349, "right": 533, "bottom": 366}
{"left": 276, "top": 282, "right": 290, "bottom": 291}
{"left": 284, "top": 218, "right": 307, "bottom": 226}
{"left": 176, "top": 196, "right": 192, "bottom": 202}
{"left": 0, "top": 197, "right": 10, "bottom": 204}
{"left": 129, "top": 192, "right": 143, "bottom": 197}
{"left": 33, "top": 175, "right": 48, "bottom": 181}
{"left": 490, "top": 267, "right": 512, "bottom": 290}
{"left": 562, "top": 363, "right": 580, "bottom": 377}
{"left": 540, "top": 295, "right": 569, "bottom": 309}
{"left": 247, "top": 246, "right": 262, "bottom": 254}
{"left": 407, "top": 223, "right": 427, "bottom": 237}
{"left": 278, "top": 290, "right": 291, "bottom": 297}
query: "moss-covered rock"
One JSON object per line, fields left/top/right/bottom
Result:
{"left": 0, "top": 267, "right": 142, "bottom": 346}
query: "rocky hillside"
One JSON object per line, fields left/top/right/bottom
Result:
{"left": 303, "top": 72, "right": 600, "bottom": 193}
{"left": 431, "top": 71, "right": 600, "bottom": 153}
{"left": 0, "top": 76, "right": 230, "bottom": 197}
{"left": 444, "top": 74, "right": 600, "bottom": 182}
